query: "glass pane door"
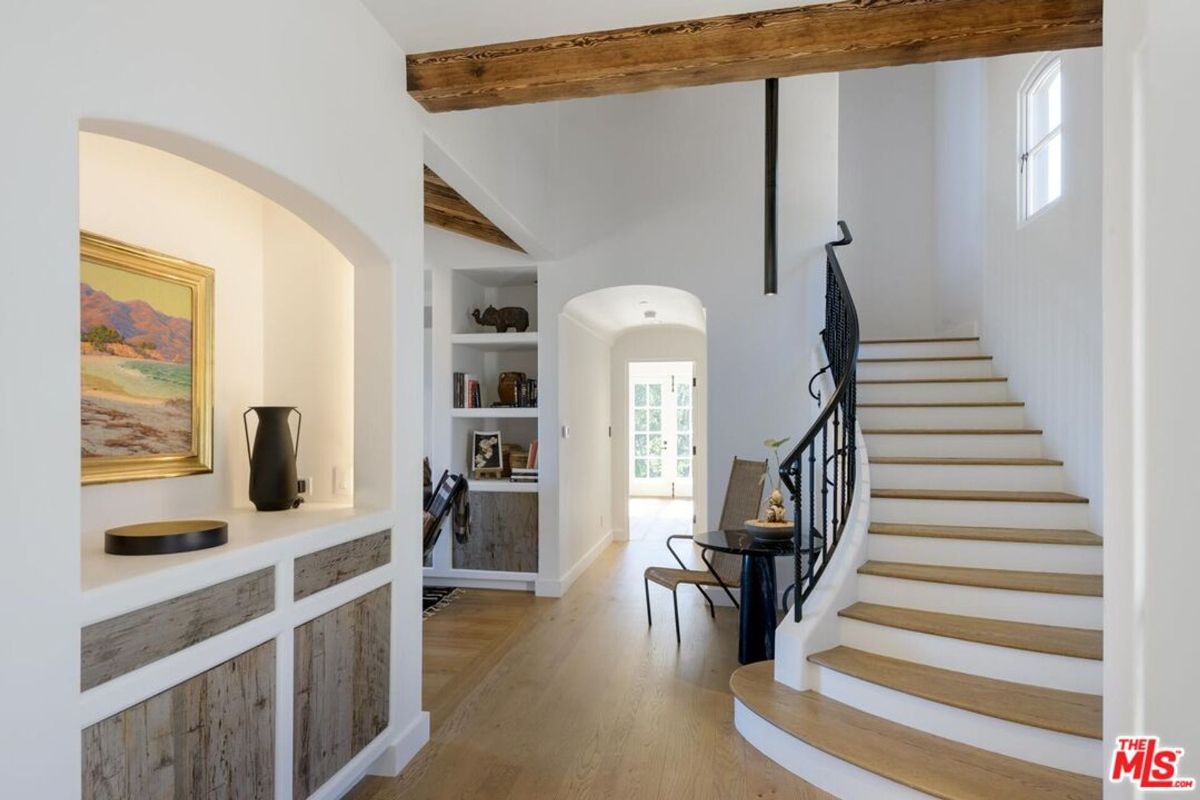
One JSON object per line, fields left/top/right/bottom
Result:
{"left": 630, "top": 364, "right": 694, "bottom": 498}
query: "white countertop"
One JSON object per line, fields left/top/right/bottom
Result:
{"left": 81, "top": 503, "right": 396, "bottom": 623}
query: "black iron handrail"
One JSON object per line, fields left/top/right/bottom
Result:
{"left": 779, "top": 221, "right": 858, "bottom": 622}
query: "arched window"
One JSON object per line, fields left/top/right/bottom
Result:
{"left": 1020, "top": 56, "right": 1063, "bottom": 220}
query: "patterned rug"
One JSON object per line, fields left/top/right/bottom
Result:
{"left": 423, "top": 586, "right": 464, "bottom": 619}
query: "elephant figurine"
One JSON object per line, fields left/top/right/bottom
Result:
{"left": 471, "top": 305, "right": 530, "bottom": 333}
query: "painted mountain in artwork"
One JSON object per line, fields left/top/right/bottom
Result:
{"left": 80, "top": 283, "right": 191, "bottom": 363}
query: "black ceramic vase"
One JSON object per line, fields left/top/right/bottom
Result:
{"left": 243, "top": 406, "right": 302, "bottom": 511}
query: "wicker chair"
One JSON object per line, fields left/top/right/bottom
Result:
{"left": 643, "top": 457, "right": 768, "bottom": 643}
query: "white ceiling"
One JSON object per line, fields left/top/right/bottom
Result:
{"left": 362, "top": 0, "right": 806, "bottom": 53}
{"left": 563, "top": 285, "right": 706, "bottom": 339}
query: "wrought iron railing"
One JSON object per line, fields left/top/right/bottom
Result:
{"left": 780, "top": 221, "right": 859, "bottom": 622}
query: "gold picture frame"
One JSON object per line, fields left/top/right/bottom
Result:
{"left": 80, "top": 232, "right": 214, "bottom": 484}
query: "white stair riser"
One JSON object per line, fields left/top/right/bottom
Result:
{"left": 870, "top": 462, "right": 1064, "bottom": 492}
{"left": 734, "top": 702, "right": 933, "bottom": 800}
{"left": 840, "top": 618, "right": 1102, "bottom": 693}
{"left": 858, "top": 360, "right": 995, "bottom": 381}
{"left": 858, "top": 405, "right": 1025, "bottom": 429}
{"left": 868, "top": 534, "right": 1104, "bottom": 574}
{"left": 857, "top": 575, "right": 1103, "bottom": 628}
{"left": 860, "top": 340, "right": 982, "bottom": 359}
{"left": 864, "top": 432, "right": 1043, "bottom": 458}
{"left": 859, "top": 381, "right": 1010, "bottom": 403}
{"left": 808, "top": 665, "right": 1103, "bottom": 777}
{"left": 871, "top": 497, "right": 1090, "bottom": 528}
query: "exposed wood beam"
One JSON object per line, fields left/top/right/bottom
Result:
{"left": 424, "top": 167, "right": 525, "bottom": 252}
{"left": 408, "top": 0, "right": 1102, "bottom": 112}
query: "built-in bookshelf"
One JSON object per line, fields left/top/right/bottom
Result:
{"left": 427, "top": 264, "right": 542, "bottom": 591}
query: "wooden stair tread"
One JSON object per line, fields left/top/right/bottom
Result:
{"left": 869, "top": 523, "right": 1101, "bottom": 546}
{"left": 859, "top": 355, "right": 993, "bottom": 363}
{"left": 870, "top": 456, "right": 1062, "bottom": 466}
{"left": 839, "top": 602, "right": 1103, "bottom": 660}
{"left": 859, "top": 401, "right": 1024, "bottom": 408}
{"left": 731, "top": 661, "right": 1100, "bottom": 799}
{"left": 863, "top": 428, "right": 1042, "bottom": 435}
{"left": 859, "top": 561, "right": 1102, "bottom": 596}
{"left": 872, "top": 488, "right": 1087, "bottom": 504}
{"left": 861, "top": 336, "right": 980, "bottom": 344}
{"left": 859, "top": 377, "right": 1007, "bottom": 384}
{"left": 809, "top": 646, "right": 1102, "bottom": 739}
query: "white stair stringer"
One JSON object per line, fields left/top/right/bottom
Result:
{"left": 858, "top": 379, "right": 1009, "bottom": 403}
{"left": 859, "top": 339, "right": 982, "bottom": 359}
{"left": 806, "top": 663, "right": 1103, "bottom": 776}
{"left": 870, "top": 460, "right": 1064, "bottom": 491}
{"left": 864, "top": 431, "right": 1044, "bottom": 458}
{"left": 870, "top": 496, "right": 1090, "bottom": 528}
{"left": 858, "top": 403, "right": 1026, "bottom": 429}
{"left": 858, "top": 358, "right": 995, "bottom": 381}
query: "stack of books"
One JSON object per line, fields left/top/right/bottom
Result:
{"left": 510, "top": 440, "right": 538, "bottom": 484}
{"left": 453, "top": 372, "right": 482, "bottom": 408}
{"left": 510, "top": 468, "right": 538, "bottom": 484}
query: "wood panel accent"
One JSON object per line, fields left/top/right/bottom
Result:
{"left": 839, "top": 602, "right": 1103, "bottom": 660}
{"left": 294, "top": 585, "right": 391, "bottom": 800}
{"left": 730, "top": 661, "right": 1101, "bottom": 798}
{"left": 424, "top": 167, "right": 523, "bottom": 251}
{"left": 81, "top": 568, "right": 274, "bottom": 691}
{"left": 859, "top": 561, "right": 1103, "bottom": 596}
{"left": 859, "top": 376, "right": 1008, "bottom": 384}
{"left": 864, "top": 427, "right": 1042, "bottom": 435}
{"left": 862, "top": 336, "right": 980, "bottom": 345}
{"left": 294, "top": 530, "right": 391, "bottom": 600}
{"left": 408, "top": 0, "right": 1102, "bottom": 112}
{"left": 453, "top": 491, "right": 538, "bottom": 572}
{"left": 859, "top": 355, "right": 993, "bottom": 363}
{"left": 82, "top": 641, "right": 275, "bottom": 800}
{"left": 810, "top": 646, "right": 1102, "bottom": 739}
{"left": 869, "top": 522, "right": 1102, "bottom": 546}
{"left": 872, "top": 488, "right": 1087, "bottom": 503}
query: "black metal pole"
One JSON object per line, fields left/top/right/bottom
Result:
{"left": 764, "top": 77, "right": 779, "bottom": 296}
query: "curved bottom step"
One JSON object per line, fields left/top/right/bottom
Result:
{"left": 731, "top": 661, "right": 1100, "bottom": 800}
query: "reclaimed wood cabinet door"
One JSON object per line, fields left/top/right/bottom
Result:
{"left": 453, "top": 491, "right": 538, "bottom": 572}
{"left": 82, "top": 641, "right": 275, "bottom": 800}
{"left": 292, "top": 584, "right": 391, "bottom": 800}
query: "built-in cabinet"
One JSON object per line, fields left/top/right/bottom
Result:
{"left": 79, "top": 518, "right": 394, "bottom": 800}
{"left": 428, "top": 265, "right": 543, "bottom": 589}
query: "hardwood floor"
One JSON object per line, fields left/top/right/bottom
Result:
{"left": 350, "top": 501, "right": 830, "bottom": 799}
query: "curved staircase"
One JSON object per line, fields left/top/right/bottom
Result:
{"left": 732, "top": 335, "right": 1103, "bottom": 799}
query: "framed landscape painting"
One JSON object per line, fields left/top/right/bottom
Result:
{"left": 80, "top": 232, "right": 214, "bottom": 484}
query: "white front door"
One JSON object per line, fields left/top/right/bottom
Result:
{"left": 630, "top": 363, "right": 694, "bottom": 498}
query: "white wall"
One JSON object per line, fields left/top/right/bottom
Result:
{"left": 979, "top": 49, "right": 1104, "bottom": 525}
{"left": 609, "top": 325, "right": 709, "bottom": 539}
{"left": 838, "top": 65, "right": 939, "bottom": 339}
{"left": 0, "top": 3, "right": 425, "bottom": 794}
{"left": 537, "top": 76, "right": 839, "bottom": 591}
{"left": 262, "top": 202, "right": 355, "bottom": 505}
{"left": 1103, "top": 1, "right": 1200, "bottom": 788}
{"left": 933, "top": 59, "right": 986, "bottom": 336}
{"left": 555, "top": 315, "right": 614, "bottom": 586}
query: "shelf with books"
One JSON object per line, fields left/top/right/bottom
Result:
{"left": 467, "top": 479, "right": 539, "bottom": 494}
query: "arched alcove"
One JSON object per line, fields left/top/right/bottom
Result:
{"left": 559, "top": 285, "right": 709, "bottom": 565}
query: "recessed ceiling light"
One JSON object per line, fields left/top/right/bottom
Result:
{"left": 643, "top": 310, "right": 657, "bottom": 319}
{"left": 638, "top": 300, "right": 649, "bottom": 305}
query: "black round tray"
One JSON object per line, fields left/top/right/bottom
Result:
{"left": 105, "top": 520, "right": 228, "bottom": 556}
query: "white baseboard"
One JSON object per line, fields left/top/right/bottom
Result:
{"left": 536, "top": 530, "right": 613, "bottom": 597}
{"left": 367, "top": 711, "right": 430, "bottom": 777}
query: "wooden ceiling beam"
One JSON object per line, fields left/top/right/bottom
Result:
{"left": 423, "top": 167, "right": 525, "bottom": 252}
{"left": 408, "top": 0, "right": 1102, "bottom": 112}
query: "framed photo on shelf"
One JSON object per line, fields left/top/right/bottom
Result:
{"left": 470, "top": 430, "right": 503, "bottom": 478}
{"left": 80, "top": 231, "right": 214, "bottom": 485}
